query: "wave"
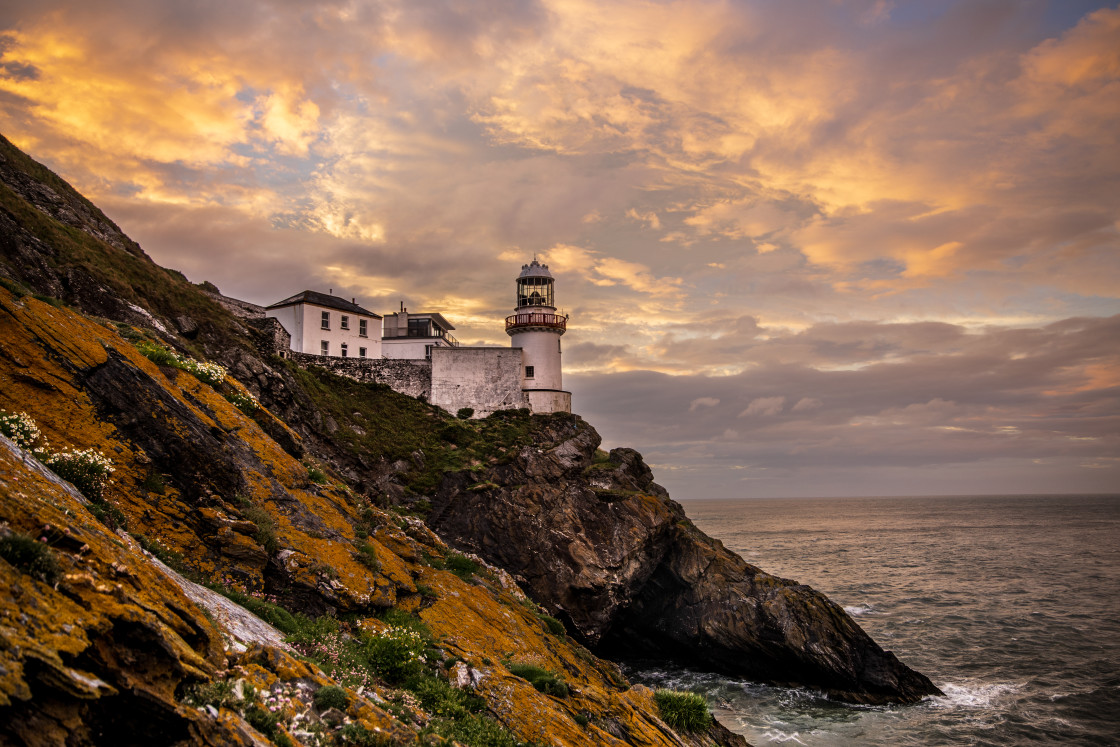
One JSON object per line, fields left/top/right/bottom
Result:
{"left": 758, "top": 729, "right": 808, "bottom": 744}
{"left": 928, "top": 681, "right": 1020, "bottom": 709}
{"left": 843, "top": 604, "right": 875, "bottom": 616}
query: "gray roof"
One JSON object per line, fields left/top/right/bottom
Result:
{"left": 266, "top": 290, "right": 380, "bottom": 318}
{"left": 385, "top": 311, "right": 455, "bottom": 330}
{"left": 518, "top": 259, "right": 554, "bottom": 280}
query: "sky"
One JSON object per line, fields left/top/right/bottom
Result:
{"left": 1, "top": 0, "right": 1118, "bottom": 499}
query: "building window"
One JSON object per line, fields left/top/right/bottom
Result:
{"left": 320, "top": 340, "right": 329, "bottom": 356}
{"left": 425, "top": 344, "right": 434, "bottom": 360}
{"left": 321, "top": 311, "right": 330, "bottom": 329}
{"left": 359, "top": 347, "right": 366, "bottom": 358}
{"left": 341, "top": 315, "right": 350, "bottom": 330}
{"left": 341, "top": 343, "right": 348, "bottom": 357}
{"left": 359, "top": 319, "right": 368, "bottom": 337}
{"left": 525, "top": 365, "right": 535, "bottom": 378}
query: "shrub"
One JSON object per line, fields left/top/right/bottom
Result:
{"left": 226, "top": 391, "right": 259, "bottom": 415}
{"left": 408, "top": 675, "right": 485, "bottom": 719}
{"left": 355, "top": 542, "right": 380, "bottom": 571}
{"left": 181, "top": 357, "right": 226, "bottom": 386}
{"left": 337, "top": 724, "right": 394, "bottom": 746}
{"left": 538, "top": 614, "right": 565, "bottom": 637}
{"left": 134, "top": 340, "right": 226, "bottom": 386}
{"left": 0, "top": 410, "right": 44, "bottom": 452}
{"left": 456, "top": 407, "right": 474, "bottom": 420}
{"left": 426, "top": 714, "right": 518, "bottom": 747}
{"left": 182, "top": 679, "right": 239, "bottom": 710}
{"left": 653, "top": 689, "right": 712, "bottom": 733}
{"left": 306, "top": 464, "right": 328, "bottom": 484}
{"left": 312, "top": 684, "right": 349, "bottom": 711}
{"left": 446, "top": 552, "right": 481, "bottom": 581}
{"left": 241, "top": 505, "right": 279, "bottom": 554}
{"left": 573, "top": 713, "right": 590, "bottom": 728}
{"left": 506, "top": 663, "right": 569, "bottom": 698}
{"left": 0, "top": 533, "right": 60, "bottom": 583}
{"left": 135, "top": 340, "right": 182, "bottom": 367}
{"left": 364, "top": 625, "right": 429, "bottom": 684}
{"left": 43, "top": 447, "right": 114, "bottom": 502}
{"left": 141, "top": 471, "right": 166, "bottom": 495}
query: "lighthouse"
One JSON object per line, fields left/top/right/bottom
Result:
{"left": 506, "top": 259, "right": 572, "bottom": 414}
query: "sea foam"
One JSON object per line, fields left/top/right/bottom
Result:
{"left": 929, "top": 682, "right": 1020, "bottom": 709}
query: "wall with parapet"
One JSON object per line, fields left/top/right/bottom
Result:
{"left": 430, "top": 347, "right": 528, "bottom": 418}
{"left": 526, "top": 389, "right": 572, "bottom": 415}
{"left": 287, "top": 351, "right": 432, "bottom": 400}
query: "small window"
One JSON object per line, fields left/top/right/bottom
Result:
{"left": 320, "top": 340, "right": 329, "bottom": 356}
{"left": 525, "top": 365, "right": 535, "bottom": 378}
{"left": 359, "top": 319, "right": 368, "bottom": 337}
{"left": 341, "top": 343, "right": 348, "bottom": 357}
{"left": 359, "top": 347, "right": 366, "bottom": 358}
{"left": 425, "top": 344, "right": 434, "bottom": 360}
{"left": 321, "top": 310, "right": 330, "bottom": 329}
{"left": 341, "top": 315, "right": 350, "bottom": 330}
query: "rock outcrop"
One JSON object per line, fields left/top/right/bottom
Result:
{"left": 0, "top": 293, "right": 746, "bottom": 745}
{"left": 428, "top": 416, "right": 941, "bottom": 705}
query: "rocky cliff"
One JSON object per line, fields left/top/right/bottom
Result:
{"left": 427, "top": 421, "right": 939, "bottom": 705}
{"left": 0, "top": 131, "right": 937, "bottom": 746}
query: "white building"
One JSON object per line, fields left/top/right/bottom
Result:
{"left": 381, "top": 308, "right": 458, "bottom": 359}
{"left": 505, "top": 259, "right": 571, "bottom": 414}
{"left": 265, "top": 290, "right": 382, "bottom": 359}
{"left": 259, "top": 262, "right": 571, "bottom": 417}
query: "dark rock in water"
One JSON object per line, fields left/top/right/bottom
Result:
{"left": 429, "top": 414, "right": 941, "bottom": 705}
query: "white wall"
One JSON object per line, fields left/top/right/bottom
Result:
{"left": 526, "top": 389, "right": 572, "bottom": 414}
{"left": 510, "top": 330, "right": 563, "bottom": 390}
{"left": 268, "top": 305, "right": 303, "bottom": 352}
{"left": 267, "top": 302, "right": 381, "bottom": 358}
{"left": 382, "top": 338, "right": 451, "bottom": 360}
{"left": 429, "top": 348, "right": 527, "bottom": 417}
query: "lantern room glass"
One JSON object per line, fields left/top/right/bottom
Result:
{"left": 517, "top": 276, "right": 554, "bottom": 308}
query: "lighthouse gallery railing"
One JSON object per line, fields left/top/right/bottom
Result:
{"left": 505, "top": 312, "right": 567, "bottom": 331}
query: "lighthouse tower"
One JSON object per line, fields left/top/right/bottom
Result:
{"left": 506, "top": 259, "right": 572, "bottom": 414}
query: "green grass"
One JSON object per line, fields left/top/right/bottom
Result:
{"left": 312, "top": 684, "right": 349, "bottom": 711}
{"left": 0, "top": 135, "right": 252, "bottom": 360}
{"left": 272, "top": 363, "right": 570, "bottom": 497}
{"left": 240, "top": 505, "right": 280, "bottom": 554}
{"left": 653, "top": 689, "right": 713, "bottom": 732}
{"left": 446, "top": 552, "right": 482, "bottom": 581}
{"left": 0, "top": 533, "right": 60, "bottom": 584}
{"left": 537, "top": 613, "right": 565, "bottom": 637}
{"left": 506, "top": 663, "right": 569, "bottom": 698}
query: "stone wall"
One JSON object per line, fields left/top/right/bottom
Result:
{"left": 430, "top": 347, "right": 528, "bottom": 418}
{"left": 203, "top": 289, "right": 266, "bottom": 319}
{"left": 287, "top": 351, "right": 432, "bottom": 400}
{"left": 526, "top": 389, "right": 572, "bottom": 415}
{"left": 247, "top": 317, "right": 291, "bottom": 359}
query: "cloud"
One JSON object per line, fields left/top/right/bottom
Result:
{"left": 0, "top": 0, "right": 1116, "bottom": 497}
{"left": 739, "top": 396, "right": 786, "bottom": 418}
{"left": 571, "top": 313, "right": 1120, "bottom": 497}
{"left": 689, "top": 397, "right": 719, "bottom": 412}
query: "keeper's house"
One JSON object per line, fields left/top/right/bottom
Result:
{"left": 265, "top": 290, "right": 382, "bottom": 360}
{"left": 381, "top": 307, "right": 458, "bottom": 360}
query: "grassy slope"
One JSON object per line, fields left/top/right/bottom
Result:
{"left": 0, "top": 134, "right": 246, "bottom": 356}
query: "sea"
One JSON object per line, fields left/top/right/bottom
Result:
{"left": 627, "top": 494, "right": 1120, "bottom": 746}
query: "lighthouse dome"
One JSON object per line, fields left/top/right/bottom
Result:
{"left": 518, "top": 259, "right": 554, "bottom": 279}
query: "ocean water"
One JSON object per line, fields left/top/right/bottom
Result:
{"left": 628, "top": 495, "right": 1120, "bottom": 746}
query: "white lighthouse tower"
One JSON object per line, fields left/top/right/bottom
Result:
{"left": 506, "top": 259, "right": 572, "bottom": 414}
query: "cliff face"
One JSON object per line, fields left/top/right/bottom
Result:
{"left": 0, "top": 133, "right": 757, "bottom": 746}
{"left": 0, "top": 290, "right": 744, "bottom": 747}
{"left": 428, "top": 419, "right": 940, "bottom": 705}
{"left": 0, "top": 131, "right": 936, "bottom": 746}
